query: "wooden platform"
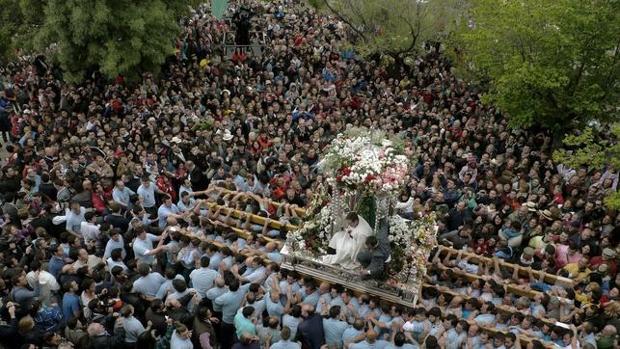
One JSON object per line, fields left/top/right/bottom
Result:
{"left": 280, "top": 250, "right": 419, "bottom": 308}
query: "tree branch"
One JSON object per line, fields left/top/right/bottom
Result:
{"left": 565, "top": 30, "right": 600, "bottom": 96}
{"left": 320, "top": 0, "right": 367, "bottom": 42}
{"left": 601, "top": 37, "right": 620, "bottom": 101}
{"left": 345, "top": 0, "right": 370, "bottom": 34}
{"left": 375, "top": 1, "right": 420, "bottom": 58}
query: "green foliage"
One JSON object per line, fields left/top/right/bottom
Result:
{"left": 456, "top": 0, "right": 620, "bottom": 130}
{"left": 552, "top": 128, "right": 607, "bottom": 169}
{"left": 193, "top": 118, "right": 215, "bottom": 131}
{"left": 356, "top": 195, "right": 376, "bottom": 229}
{"left": 0, "top": 0, "right": 49, "bottom": 62}
{"left": 34, "top": 0, "right": 183, "bottom": 82}
{"left": 553, "top": 124, "right": 620, "bottom": 170}
{"left": 309, "top": 0, "right": 468, "bottom": 59}
{"left": 163, "top": 0, "right": 203, "bottom": 19}
{"left": 553, "top": 124, "right": 620, "bottom": 209}
{"left": 604, "top": 191, "right": 620, "bottom": 210}
{"left": 0, "top": 0, "right": 23, "bottom": 62}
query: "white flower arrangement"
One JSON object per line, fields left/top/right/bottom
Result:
{"left": 388, "top": 215, "right": 414, "bottom": 244}
{"left": 319, "top": 128, "right": 410, "bottom": 196}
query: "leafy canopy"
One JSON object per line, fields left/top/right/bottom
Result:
{"left": 0, "top": 0, "right": 42, "bottom": 62}
{"left": 553, "top": 124, "right": 620, "bottom": 209}
{"left": 35, "top": 0, "right": 185, "bottom": 82}
{"left": 309, "top": 0, "right": 468, "bottom": 59}
{"left": 456, "top": 0, "right": 620, "bottom": 131}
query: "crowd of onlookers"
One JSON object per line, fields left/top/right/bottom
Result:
{"left": 0, "top": 0, "right": 618, "bottom": 348}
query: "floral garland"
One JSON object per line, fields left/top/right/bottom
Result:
{"left": 288, "top": 188, "right": 354, "bottom": 256}
{"left": 388, "top": 212, "right": 438, "bottom": 285}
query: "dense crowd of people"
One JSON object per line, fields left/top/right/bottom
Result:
{"left": 0, "top": 0, "right": 618, "bottom": 348}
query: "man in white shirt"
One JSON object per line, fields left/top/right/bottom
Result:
{"left": 177, "top": 191, "right": 196, "bottom": 212}
{"left": 157, "top": 195, "right": 182, "bottom": 229}
{"left": 106, "top": 248, "right": 128, "bottom": 273}
{"left": 65, "top": 201, "right": 89, "bottom": 235}
{"left": 103, "top": 229, "right": 126, "bottom": 260}
{"left": 80, "top": 211, "right": 100, "bottom": 245}
{"left": 137, "top": 175, "right": 163, "bottom": 214}
{"left": 133, "top": 226, "right": 168, "bottom": 265}
{"left": 233, "top": 256, "right": 267, "bottom": 284}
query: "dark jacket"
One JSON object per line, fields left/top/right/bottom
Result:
{"left": 296, "top": 313, "right": 324, "bottom": 349}
{"left": 188, "top": 167, "right": 209, "bottom": 191}
{"left": 89, "top": 327, "right": 125, "bottom": 349}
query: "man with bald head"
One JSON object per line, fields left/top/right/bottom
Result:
{"left": 351, "top": 330, "right": 385, "bottom": 349}
{"left": 295, "top": 304, "right": 324, "bottom": 349}
{"left": 315, "top": 281, "right": 332, "bottom": 314}
{"left": 87, "top": 320, "right": 125, "bottom": 349}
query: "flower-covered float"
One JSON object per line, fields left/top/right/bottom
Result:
{"left": 281, "top": 127, "right": 438, "bottom": 305}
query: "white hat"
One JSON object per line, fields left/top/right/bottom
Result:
{"left": 23, "top": 109, "right": 31, "bottom": 114}
{"left": 222, "top": 129, "right": 233, "bottom": 141}
{"left": 171, "top": 136, "right": 183, "bottom": 144}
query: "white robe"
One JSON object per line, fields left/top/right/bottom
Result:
{"left": 322, "top": 215, "right": 374, "bottom": 269}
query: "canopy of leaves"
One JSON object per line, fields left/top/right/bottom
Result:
{"left": 35, "top": 0, "right": 183, "bottom": 82}
{"left": 0, "top": 0, "right": 48, "bottom": 63}
{"left": 0, "top": 0, "right": 19, "bottom": 62}
{"left": 553, "top": 124, "right": 620, "bottom": 209}
{"left": 309, "top": 0, "right": 468, "bottom": 59}
{"left": 456, "top": 0, "right": 620, "bottom": 131}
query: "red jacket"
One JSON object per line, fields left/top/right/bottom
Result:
{"left": 91, "top": 192, "right": 106, "bottom": 214}
{"left": 590, "top": 256, "right": 617, "bottom": 276}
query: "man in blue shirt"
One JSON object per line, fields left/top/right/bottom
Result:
{"left": 215, "top": 279, "right": 246, "bottom": 349}
{"left": 301, "top": 280, "right": 319, "bottom": 307}
{"left": 47, "top": 245, "right": 65, "bottom": 280}
{"left": 61, "top": 281, "right": 81, "bottom": 321}
{"left": 388, "top": 332, "right": 419, "bottom": 349}
{"left": 132, "top": 263, "right": 166, "bottom": 299}
{"left": 270, "top": 326, "right": 301, "bottom": 349}
{"left": 190, "top": 255, "right": 219, "bottom": 298}
{"left": 132, "top": 227, "right": 167, "bottom": 265}
{"left": 157, "top": 195, "right": 182, "bottom": 229}
{"left": 205, "top": 245, "right": 223, "bottom": 270}
{"left": 265, "top": 288, "right": 285, "bottom": 319}
{"left": 323, "top": 305, "right": 349, "bottom": 349}
{"left": 136, "top": 176, "right": 160, "bottom": 213}
{"left": 351, "top": 330, "right": 390, "bottom": 349}
{"left": 343, "top": 319, "right": 366, "bottom": 348}
{"left": 112, "top": 179, "right": 135, "bottom": 209}
{"left": 265, "top": 242, "right": 283, "bottom": 263}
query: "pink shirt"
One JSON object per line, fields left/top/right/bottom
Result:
{"left": 554, "top": 244, "right": 569, "bottom": 268}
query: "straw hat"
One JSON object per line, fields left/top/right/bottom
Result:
{"left": 540, "top": 209, "right": 553, "bottom": 221}
{"left": 525, "top": 202, "right": 538, "bottom": 212}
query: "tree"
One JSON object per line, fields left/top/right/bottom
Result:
{"left": 553, "top": 124, "right": 620, "bottom": 209}
{"left": 0, "top": 0, "right": 24, "bottom": 62}
{"left": 0, "top": 0, "right": 48, "bottom": 63}
{"left": 309, "top": 0, "right": 468, "bottom": 65}
{"left": 455, "top": 0, "right": 620, "bottom": 132}
{"left": 35, "top": 0, "right": 184, "bottom": 82}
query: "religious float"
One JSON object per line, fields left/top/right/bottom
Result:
{"left": 281, "top": 127, "right": 437, "bottom": 307}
